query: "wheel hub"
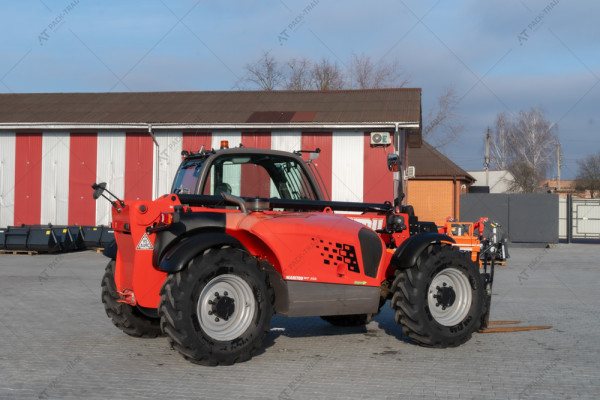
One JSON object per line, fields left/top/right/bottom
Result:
{"left": 433, "top": 283, "right": 456, "bottom": 310}
{"left": 209, "top": 292, "right": 235, "bottom": 321}
{"left": 197, "top": 274, "right": 256, "bottom": 341}
{"left": 427, "top": 268, "right": 473, "bottom": 326}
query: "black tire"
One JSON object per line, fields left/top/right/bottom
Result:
{"left": 390, "top": 245, "right": 485, "bottom": 347}
{"left": 101, "top": 260, "right": 162, "bottom": 338}
{"left": 158, "top": 248, "right": 274, "bottom": 365}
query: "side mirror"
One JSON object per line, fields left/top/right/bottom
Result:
{"left": 387, "top": 154, "right": 400, "bottom": 172}
{"left": 92, "top": 182, "right": 107, "bottom": 200}
{"left": 309, "top": 148, "right": 321, "bottom": 160}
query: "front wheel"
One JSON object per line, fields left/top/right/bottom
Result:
{"left": 390, "top": 245, "right": 485, "bottom": 347}
{"left": 158, "top": 248, "right": 274, "bottom": 365}
{"left": 101, "top": 260, "right": 162, "bottom": 338}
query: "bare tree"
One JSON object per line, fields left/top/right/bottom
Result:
{"left": 311, "top": 58, "right": 345, "bottom": 90}
{"left": 575, "top": 151, "right": 600, "bottom": 198}
{"left": 284, "top": 57, "right": 313, "bottom": 90}
{"left": 237, "top": 51, "right": 463, "bottom": 147}
{"left": 488, "top": 108, "right": 559, "bottom": 192}
{"left": 489, "top": 112, "right": 512, "bottom": 170}
{"left": 240, "top": 51, "right": 284, "bottom": 91}
{"left": 508, "top": 108, "right": 558, "bottom": 192}
{"left": 348, "top": 53, "right": 408, "bottom": 89}
{"left": 422, "top": 87, "right": 464, "bottom": 148}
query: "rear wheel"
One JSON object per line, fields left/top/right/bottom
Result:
{"left": 390, "top": 245, "right": 484, "bottom": 347}
{"left": 158, "top": 248, "right": 274, "bottom": 365}
{"left": 101, "top": 260, "right": 162, "bottom": 338}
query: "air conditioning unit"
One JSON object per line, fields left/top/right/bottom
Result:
{"left": 370, "top": 131, "right": 390, "bottom": 145}
{"left": 403, "top": 166, "right": 416, "bottom": 180}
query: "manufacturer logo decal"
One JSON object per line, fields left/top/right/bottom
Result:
{"left": 136, "top": 233, "right": 153, "bottom": 250}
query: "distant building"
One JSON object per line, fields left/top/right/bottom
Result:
{"left": 468, "top": 170, "right": 516, "bottom": 193}
{"left": 407, "top": 142, "right": 475, "bottom": 226}
{"left": 540, "top": 179, "right": 595, "bottom": 198}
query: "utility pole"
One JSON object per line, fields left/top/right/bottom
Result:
{"left": 557, "top": 143, "right": 561, "bottom": 191}
{"left": 485, "top": 128, "right": 490, "bottom": 187}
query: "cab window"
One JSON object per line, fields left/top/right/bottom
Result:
{"left": 201, "top": 154, "right": 318, "bottom": 200}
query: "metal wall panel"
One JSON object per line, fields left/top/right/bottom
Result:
{"left": 212, "top": 131, "right": 243, "bottom": 150}
{"left": 14, "top": 133, "right": 43, "bottom": 225}
{"left": 461, "top": 193, "right": 558, "bottom": 243}
{"left": 96, "top": 132, "right": 126, "bottom": 226}
{"left": 125, "top": 132, "right": 153, "bottom": 201}
{"left": 363, "top": 132, "right": 395, "bottom": 203}
{"left": 270, "top": 131, "right": 302, "bottom": 153}
{"left": 509, "top": 194, "right": 558, "bottom": 243}
{"left": 332, "top": 131, "right": 363, "bottom": 202}
{"left": 41, "top": 132, "right": 71, "bottom": 225}
{"left": 460, "top": 194, "right": 509, "bottom": 228}
{"left": 559, "top": 197, "right": 567, "bottom": 239}
{"left": 302, "top": 132, "right": 333, "bottom": 200}
{"left": 0, "top": 132, "right": 16, "bottom": 227}
{"left": 68, "top": 133, "right": 97, "bottom": 225}
{"left": 153, "top": 131, "right": 183, "bottom": 198}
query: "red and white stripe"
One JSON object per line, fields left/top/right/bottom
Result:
{"left": 0, "top": 130, "right": 395, "bottom": 226}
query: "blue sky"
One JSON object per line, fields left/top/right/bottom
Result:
{"left": 1, "top": 0, "right": 598, "bottom": 179}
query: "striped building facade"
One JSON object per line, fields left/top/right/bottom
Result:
{"left": 0, "top": 89, "right": 422, "bottom": 227}
{"left": 0, "top": 129, "right": 400, "bottom": 227}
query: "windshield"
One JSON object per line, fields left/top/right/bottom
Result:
{"left": 171, "top": 158, "right": 205, "bottom": 194}
{"left": 201, "top": 154, "right": 319, "bottom": 200}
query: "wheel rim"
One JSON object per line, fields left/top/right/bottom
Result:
{"left": 427, "top": 268, "right": 472, "bottom": 326}
{"left": 197, "top": 274, "right": 256, "bottom": 341}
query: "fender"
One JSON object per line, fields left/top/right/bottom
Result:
{"left": 102, "top": 240, "right": 118, "bottom": 260}
{"left": 390, "top": 232, "right": 456, "bottom": 270}
{"left": 157, "top": 232, "right": 246, "bottom": 273}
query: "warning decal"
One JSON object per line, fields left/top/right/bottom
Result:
{"left": 136, "top": 233, "right": 154, "bottom": 250}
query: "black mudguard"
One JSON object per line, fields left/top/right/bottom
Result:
{"left": 102, "top": 240, "right": 118, "bottom": 260}
{"left": 157, "top": 232, "right": 246, "bottom": 273}
{"left": 390, "top": 232, "right": 456, "bottom": 270}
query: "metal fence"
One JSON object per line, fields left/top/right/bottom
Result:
{"left": 460, "top": 194, "right": 559, "bottom": 243}
{"left": 559, "top": 196, "right": 600, "bottom": 240}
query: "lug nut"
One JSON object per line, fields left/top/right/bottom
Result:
{"left": 215, "top": 317, "right": 220, "bottom": 322}
{"left": 224, "top": 291, "right": 228, "bottom": 296}
{"left": 208, "top": 311, "right": 213, "bottom": 315}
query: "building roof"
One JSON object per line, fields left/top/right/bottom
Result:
{"left": 0, "top": 88, "right": 421, "bottom": 126}
{"left": 409, "top": 142, "right": 474, "bottom": 183}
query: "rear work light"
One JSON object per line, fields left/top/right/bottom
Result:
{"left": 160, "top": 212, "right": 174, "bottom": 225}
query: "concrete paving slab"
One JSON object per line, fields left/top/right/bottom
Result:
{"left": 0, "top": 244, "right": 599, "bottom": 399}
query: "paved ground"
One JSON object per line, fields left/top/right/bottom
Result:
{"left": 1, "top": 244, "right": 599, "bottom": 399}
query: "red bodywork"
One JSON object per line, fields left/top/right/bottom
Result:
{"left": 111, "top": 194, "right": 409, "bottom": 309}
